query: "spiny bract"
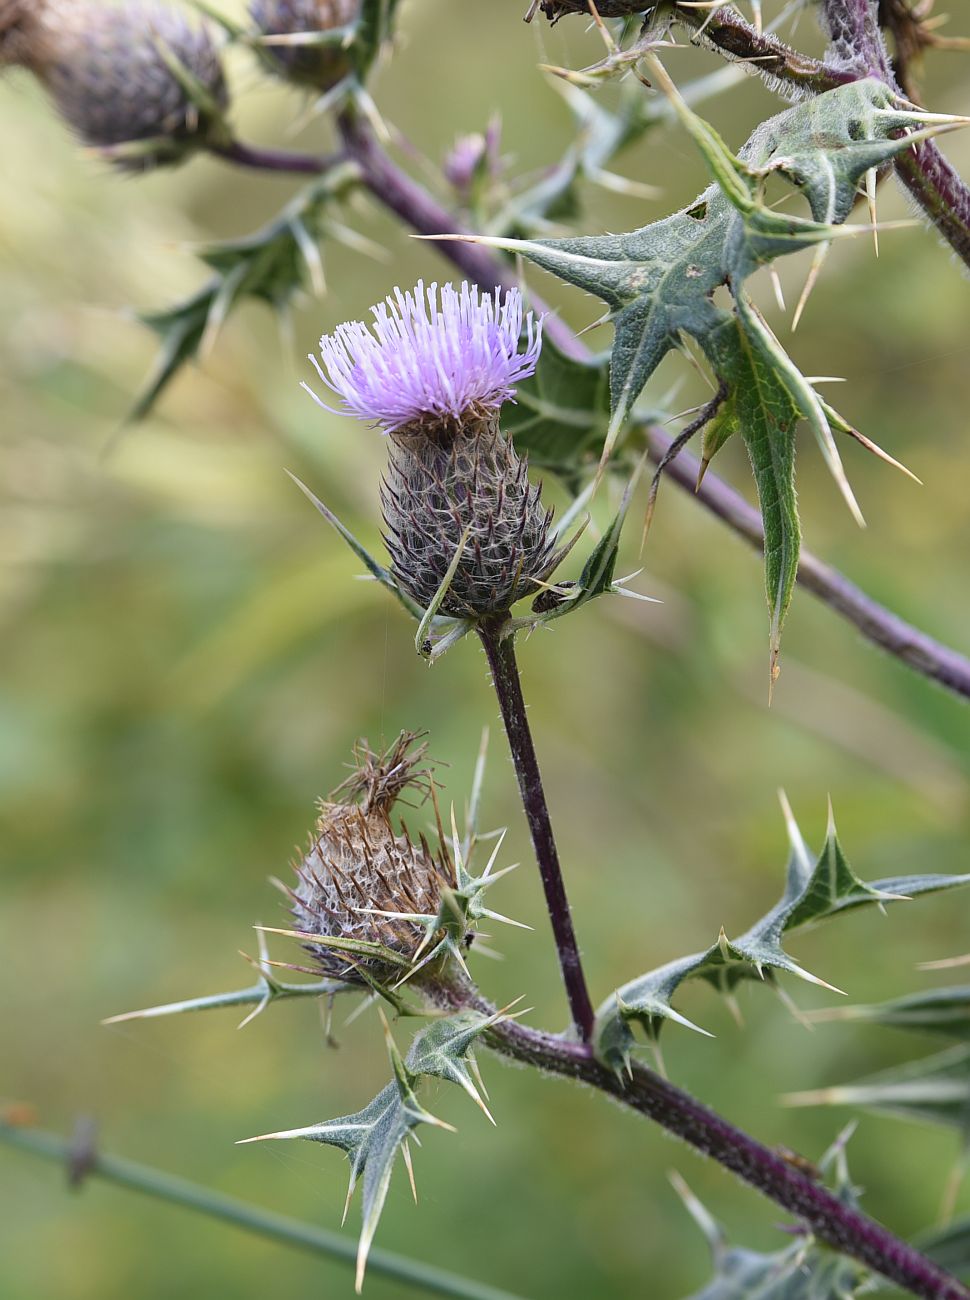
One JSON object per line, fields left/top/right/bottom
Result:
{"left": 249, "top": 0, "right": 358, "bottom": 90}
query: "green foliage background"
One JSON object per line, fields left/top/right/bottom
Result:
{"left": 1, "top": 2, "right": 969, "bottom": 1296}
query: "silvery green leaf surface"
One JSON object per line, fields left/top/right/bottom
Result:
{"left": 242, "top": 1010, "right": 498, "bottom": 1286}
{"left": 593, "top": 805, "right": 970, "bottom": 1070}
{"left": 133, "top": 168, "right": 357, "bottom": 419}
{"left": 686, "top": 1243, "right": 868, "bottom": 1300}
{"left": 498, "top": 77, "right": 951, "bottom": 658}
{"left": 785, "top": 1044, "right": 970, "bottom": 1138}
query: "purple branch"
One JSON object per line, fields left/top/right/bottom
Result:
{"left": 334, "top": 109, "right": 587, "bottom": 361}
{"left": 461, "top": 997, "right": 968, "bottom": 1300}
{"left": 643, "top": 424, "right": 970, "bottom": 700}
{"left": 477, "top": 620, "right": 596, "bottom": 1041}
{"left": 210, "top": 139, "right": 346, "bottom": 175}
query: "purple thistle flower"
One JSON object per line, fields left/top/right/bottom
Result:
{"left": 304, "top": 281, "right": 543, "bottom": 436}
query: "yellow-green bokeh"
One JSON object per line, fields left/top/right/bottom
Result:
{"left": 2, "top": 3, "right": 970, "bottom": 1297}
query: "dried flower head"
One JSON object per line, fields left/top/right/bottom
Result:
{"left": 286, "top": 733, "right": 455, "bottom": 982}
{"left": 249, "top": 0, "right": 357, "bottom": 90}
{"left": 5, "top": 0, "right": 227, "bottom": 169}
{"left": 307, "top": 281, "right": 542, "bottom": 437}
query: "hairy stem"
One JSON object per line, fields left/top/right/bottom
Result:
{"left": 0, "top": 1121, "right": 520, "bottom": 1300}
{"left": 430, "top": 977, "right": 967, "bottom": 1300}
{"left": 642, "top": 424, "right": 970, "bottom": 700}
{"left": 818, "top": 0, "right": 970, "bottom": 263}
{"left": 477, "top": 619, "right": 596, "bottom": 1041}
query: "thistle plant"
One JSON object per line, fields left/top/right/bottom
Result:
{"left": 5, "top": 3, "right": 970, "bottom": 1300}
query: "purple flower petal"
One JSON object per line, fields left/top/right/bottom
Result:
{"left": 305, "top": 281, "right": 543, "bottom": 434}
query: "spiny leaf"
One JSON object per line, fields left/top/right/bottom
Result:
{"left": 407, "top": 1009, "right": 505, "bottom": 1124}
{"left": 240, "top": 1009, "right": 497, "bottom": 1289}
{"left": 810, "top": 987, "right": 970, "bottom": 1042}
{"left": 784, "top": 1044, "right": 970, "bottom": 1139}
{"left": 473, "top": 77, "right": 958, "bottom": 660}
{"left": 132, "top": 167, "right": 357, "bottom": 420}
{"left": 512, "top": 446, "right": 653, "bottom": 632}
{"left": 593, "top": 801, "right": 970, "bottom": 1070}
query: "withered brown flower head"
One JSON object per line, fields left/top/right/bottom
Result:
{"left": 286, "top": 732, "right": 455, "bottom": 982}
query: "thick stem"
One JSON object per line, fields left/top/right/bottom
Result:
{"left": 642, "top": 425, "right": 970, "bottom": 700}
{"left": 433, "top": 979, "right": 967, "bottom": 1300}
{"left": 0, "top": 1122, "right": 519, "bottom": 1300}
{"left": 477, "top": 620, "right": 596, "bottom": 1041}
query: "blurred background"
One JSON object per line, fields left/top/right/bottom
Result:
{"left": 2, "top": 1, "right": 969, "bottom": 1296}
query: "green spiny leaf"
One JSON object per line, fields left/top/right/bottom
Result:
{"left": 351, "top": 0, "right": 402, "bottom": 81}
{"left": 676, "top": 1130, "right": 870, "bottom": 1299}
{"left": 810, "top": 986, "right": 970, "bottom": 1042}
{"left": 132, "top": 167, "right": 357, "bottom": 419}
{"left": 593, "top": 802, "right": 970, "bottom": 1070}
{"left": 478, "top": 77, "right": 959, "bottom": 659}
{"left": 784, "top": 1044, "right": 970, "bottom": 1139}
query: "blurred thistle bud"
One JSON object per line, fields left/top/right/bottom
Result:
{"left": 249, "top": 0, "right": 358, "bottom": 91}
{"left": 307, "top": 281, "right": 569, "bottom": 619}
{"left": 443, "top": 118, "right": 501, "bottom": 206}
{"left": 2, "top": 0, "right": 228, "bottom": 170}
{"left": 287, "top": 733, "right": 452, "bottom": 982}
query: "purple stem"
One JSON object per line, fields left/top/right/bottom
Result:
{"left": 818, "top": 0, "right": 970, "bottom": 263}
{"left": 449, "top": 989, "right": 967, "bottom": 1300}
{"left": 211, "top": 139, "right": 345, "bottom": 175}
{"left": 643, "top": 425, "right": 970, "bottom": 700}
{"left": 477, "top": 619, "right": 596, "bottom": 1042}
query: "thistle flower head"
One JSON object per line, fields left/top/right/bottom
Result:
{"left": 10, "top": 0, "right": 228, "bottom": 169}
{"left": 308, "top": 281, "right": 543, "bottom": 437}
{"left": 249, "top": 0, "right": 358, "bottom": 90}
{"left": 287, "top": 733, "right": 454, "bottom": 982}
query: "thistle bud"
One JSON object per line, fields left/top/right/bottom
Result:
{"left": 249, "top": 0, "right": 358, "bottom": 90}
{"left": 288, "top": 733, "right": 452, "bottom": 982}
{"left": 307, "top": 281, "right": 567, "bottom": 620}
{"left": 4, "top": 0, "right": 228, "bottom": 170}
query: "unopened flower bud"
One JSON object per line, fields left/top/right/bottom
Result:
{"left": 307, "top": 281, "right": 566, "bottom": 619}
{"left": 4, "top": 0, "right": 228, "bottom": 170}
{"left": 288, "top": 733, "right": 451, "bottom": 982}
{"left": 383, "top": 417, "right": 557, "bottom": 617}
{"left": 249, "top": 0, "right": 358, "bottom": 90}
